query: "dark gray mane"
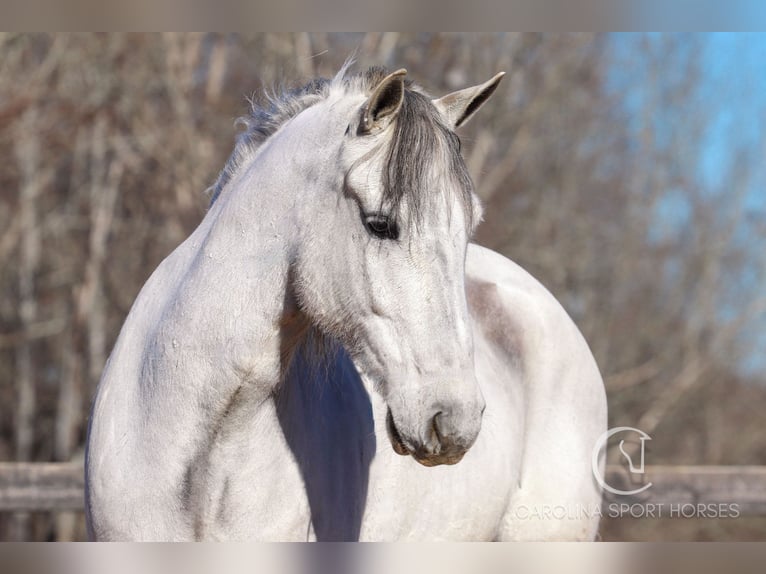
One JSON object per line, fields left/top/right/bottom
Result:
{"left": 208, "top": 66, "right": 474, "bottom": 228}
{"left": 207, "top": 77, "right": 332, "bottom": 205}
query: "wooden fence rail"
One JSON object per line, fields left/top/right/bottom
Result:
{"left": 2, "top": 463, "right": 766, "bottom": 514}
{"left": 0, "top": 463, "right": 83, "bottom": 512}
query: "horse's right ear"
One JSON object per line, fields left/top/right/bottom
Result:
{"left": 432, "top": 72, "right": 505, "bottom": 129}
{"left": 359, "top": 68, "right": 407, "bottom": 135}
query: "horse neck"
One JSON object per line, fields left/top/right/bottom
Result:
{"left": 197, "top": 104, "right": 345, "bottom": 390}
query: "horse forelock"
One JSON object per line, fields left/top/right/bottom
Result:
{"left": 208, "top": 66, "right": 475, "bottom": 231}
{"left": 380, "top": 86, "right": 475, "bottom": 231}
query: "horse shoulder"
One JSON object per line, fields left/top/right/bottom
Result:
{"left": 465, "top": 243, "right": 606, "bottom": 540}
{"left": 466, "top": 242, "right": 605, "bottom": 407}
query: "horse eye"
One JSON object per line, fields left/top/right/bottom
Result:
{"left": 364, "top": 214, "right": 399, "bottom": 240}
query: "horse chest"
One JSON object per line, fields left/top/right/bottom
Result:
{"left": 359, "top": 410, "right": 518, "bottom": 541}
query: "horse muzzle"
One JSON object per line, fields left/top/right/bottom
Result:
{"left": 385, "top": 407, "right": 478, "bottom": 467}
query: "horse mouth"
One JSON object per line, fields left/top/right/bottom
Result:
{"left": 386, "top": 408, "right": 411, "bottom": 456}
{"left": 385, "top": 408, "right": 468, "bottom": 467}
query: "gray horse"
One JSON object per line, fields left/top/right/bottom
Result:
{"left": 85, "top": 65, "right": 607, "bottom": 541}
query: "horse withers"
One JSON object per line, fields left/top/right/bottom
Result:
{"left": 85, "top": 65, "right": 607, "bottom": 541}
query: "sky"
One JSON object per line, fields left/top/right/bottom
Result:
{"left": 697, "top": 34, "right": 766, "bottom": 196}
{"left": 607, "top": 33, "right": 766, "bottom": 377}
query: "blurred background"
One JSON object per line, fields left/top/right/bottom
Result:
{"left": 0, "top": 33, "right": 764, "bottom": 541}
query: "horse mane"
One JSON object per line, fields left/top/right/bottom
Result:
{"left": 207, "top": 65, "right": 474, "bottom": 229}
{"left": 206, "top": 74, "right": 334, "bottom": 205}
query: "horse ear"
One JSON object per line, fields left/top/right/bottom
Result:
{"left": 432, "top": 72, "right": 505, "bottom": 129}
{"left": 359, "top": 68, "right": 407, "bottom": 135}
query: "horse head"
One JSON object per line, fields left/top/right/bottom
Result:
{"left": 291, "top": 67, "right": 504, "bottom": 466}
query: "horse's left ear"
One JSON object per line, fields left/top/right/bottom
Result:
{"left": 432, "top": 72, "right": 505, "bottom": 129}
{"left": 359, "top": 68, "right": 407, "bottom": 135}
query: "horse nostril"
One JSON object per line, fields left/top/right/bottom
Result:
{"left": 430, "top": 411, "right": 445, "bottom": 446}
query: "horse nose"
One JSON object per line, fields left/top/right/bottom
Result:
{"left": 429, "top": 405, "right": 482, "bottom": 458}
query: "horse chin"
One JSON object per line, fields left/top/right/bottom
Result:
{"left": 385, "top": 408, "right": 468, "bottom": 467}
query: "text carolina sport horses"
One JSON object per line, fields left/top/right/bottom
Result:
{"left": 85, "top": 65, "right": 607, "bottom": 541}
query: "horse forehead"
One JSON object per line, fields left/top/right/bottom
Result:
{"left": 343, "top": 126, "right": 452, "bottom": 183}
